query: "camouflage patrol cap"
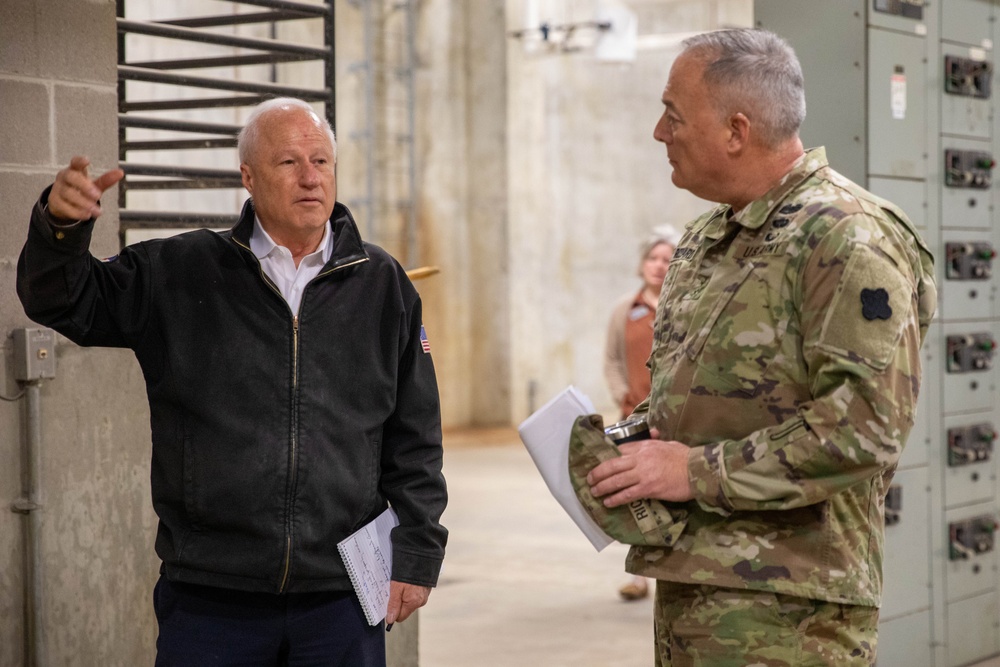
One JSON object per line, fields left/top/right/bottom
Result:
{"left": 568, "top": 414, "right": 688, "bottom": 547}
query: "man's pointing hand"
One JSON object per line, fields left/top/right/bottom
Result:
{"left": 48, "top": 156, "right": 124, "bottom": 223}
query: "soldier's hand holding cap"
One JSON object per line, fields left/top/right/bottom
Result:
{"left": 587, "top": 428, "right": 694, "bottom": 507}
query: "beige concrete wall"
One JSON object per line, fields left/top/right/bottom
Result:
{"left": 408, "top": 0, "right": 512, "bottom": 428}
{"left": 0, "top": 1, "right": 159, "bottom": 665}
{"left": 505, "top": 0, "right": 752, "bottom": 422}
{"left": 335, "top": 0, "right": 755, "bottom": 426}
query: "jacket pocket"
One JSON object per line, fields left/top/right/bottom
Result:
{"left": 685, "top": 261, "right": 789, "bottom": 396}
{"left": 182, "top": 430, "right": 202, "bottom": 527}
{"left": 366, "top": 433, "right": 382, "bottom": 517}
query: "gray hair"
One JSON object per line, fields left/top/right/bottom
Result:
{"left": 640, "top": 225, "right": 681, "bottom": 259}
{"left": 637, "top": 225, "right": 680, "bottom": 275}
{"left": 237, "top": 97, "right": 337, "bottom": 164}
{"left": 681, "top": 29, "right": 806, "bottom": 149}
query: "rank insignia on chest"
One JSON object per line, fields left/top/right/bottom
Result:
{"left": 860, "top": 288, "right": 892, "bottom": 321}
{"left": 673, "top": 246, "right": 697, "bottom": 262}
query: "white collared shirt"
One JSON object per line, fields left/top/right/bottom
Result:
{"left": 250, "top": 216, "right": 334, "bottom": 316}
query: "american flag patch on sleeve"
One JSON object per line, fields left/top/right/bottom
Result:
{"left": 419, "top": 325, "right": 431, "bottom": 354}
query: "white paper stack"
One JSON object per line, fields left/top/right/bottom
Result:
{"left": 517, "top": 386, "right": 615, "bottom": 551}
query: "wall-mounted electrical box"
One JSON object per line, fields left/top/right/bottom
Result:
{"left": 945, "top": 149, "right": 995, "bottom": 188}
{"left": 948, "top": 423, "right": 996, "bottom": 466}
{"left": 946, "top": 242, "right": 995, "bottom": 280}
{"left": 946, "top": 333, "right": 996, "bottom": 372}
{"left": 11, "top": 327, "right": 56, "bottom": 382}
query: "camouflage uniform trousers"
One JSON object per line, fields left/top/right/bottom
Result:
{"left": 653, "top": 581, "right": 878, "bottom": 667}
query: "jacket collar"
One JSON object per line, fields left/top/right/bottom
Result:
{"left": 732, "top": 146, "right": 828, "bottom": 230}
{"left": 229, "top": 199, "right": 370, "bottom": 270}
{"left": 685, "top": 147, "right": 830, "bottom": 241}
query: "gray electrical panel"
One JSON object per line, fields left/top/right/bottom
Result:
{"left": 756, "top": 1, "right": 1000, "bottom": 665}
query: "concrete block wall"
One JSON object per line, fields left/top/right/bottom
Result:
{"left": 1, "top": 1, "right": 160, "bottom": 665}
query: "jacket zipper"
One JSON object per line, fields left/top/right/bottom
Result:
{"left": 277, "top": 258, "right": 368, "bottom": 592}
{"left": 278, "top": 314, "right": 300, "bottom": 593}
{"left": 233, "top": 235, "right": 369, "bottom": 593}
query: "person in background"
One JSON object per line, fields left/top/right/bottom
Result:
{"left": 603, "top": 226, "right": 678, "bottom": 601}
{"left": 17, "top": 97, "right": 447, "bottom": 666}
{"left": 586, "top": 29, "right": 935, "bottom": 665}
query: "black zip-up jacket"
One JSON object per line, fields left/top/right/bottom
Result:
{"left": 17, "top": 191, "right": 448, "bottom": 594}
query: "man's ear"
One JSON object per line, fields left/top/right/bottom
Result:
{"left": 240, "top": 163, "right": 253, "bottom": 195}
{"left": 728, "top": 112, "right": 751, "bottom": 153}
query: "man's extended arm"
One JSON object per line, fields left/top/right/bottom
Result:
{"left": 17, "top": 157, "right": 147, "bottom": 349}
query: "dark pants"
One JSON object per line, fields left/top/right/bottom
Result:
{"left": 153, "top": 576, "right": 386, "bottom": 667}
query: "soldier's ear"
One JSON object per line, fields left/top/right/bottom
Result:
{"left": 727, "top": 112, "right": 751, "bottom": 153}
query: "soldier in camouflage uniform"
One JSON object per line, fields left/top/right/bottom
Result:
{"left": 584, "top": 28, "right": 936, "bottom": 666}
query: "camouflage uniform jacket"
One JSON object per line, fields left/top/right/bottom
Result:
{"left": 627, "top": 147, "right": 936, "bottom": 606}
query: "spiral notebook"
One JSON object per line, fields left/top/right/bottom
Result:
{"left": 337, "top": 507, "right": 399, "bottom": 625}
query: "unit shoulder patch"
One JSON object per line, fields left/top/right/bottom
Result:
{"left": 818, "top": 244, "right": 912, "bottom": 370}
{"left": 860, "top": 288, "right": 892, "bottom": 321}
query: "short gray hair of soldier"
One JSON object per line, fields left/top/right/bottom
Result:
{"left": 238, "top": 97, "right": 337, "bottom": 165}
{"left": 681, "top": 29, "right": 806, "bottom": 149}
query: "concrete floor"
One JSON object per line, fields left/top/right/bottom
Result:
{"left": 422, "top": 429, "right": 653, "bottom": 666}
{"left": 420, "top": 429, "right": 1000, "bottom": 667}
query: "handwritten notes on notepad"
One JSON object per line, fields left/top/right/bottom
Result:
{"left": 337, "top": 507, "right": 399, "bottom": 625}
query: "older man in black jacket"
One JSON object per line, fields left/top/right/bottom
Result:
{"left": 17, "top": 97, "right": 447, "bottom": 666}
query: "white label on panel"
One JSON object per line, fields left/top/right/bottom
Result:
{"left": 891, "top": 74, "right": 907, "bottom": 120}
{"left": 983, "top": 39, "right": 994, "bottom": 51}
{"left": 915, "top": 24, "right": 927, "bottom": 36}
{"left": 969, "top": 47, "right": 987, "bottom": 62}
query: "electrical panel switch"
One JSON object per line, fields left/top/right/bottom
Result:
{"left": 873, "top": 0, "right": 923, "bottom": 19}
{"left": 949, "top": 515, "right": 997, "bottom": 560}
{"left": 945, "top": 149, "right": 995, "bottom": 188}
{"left": 947, "top": 334, "right": 996, "bottom": 373}
{"left": 945, "top": 55, "right": 993, "bottom": 98}
{"left": 885, "top": 485, "right": 903, "bottom": 526}
{"left": 946, "top": 242, "right": 995, "bottom": 280}
{"left": 948, "top": 423, "right": 997, "bottom": 466}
